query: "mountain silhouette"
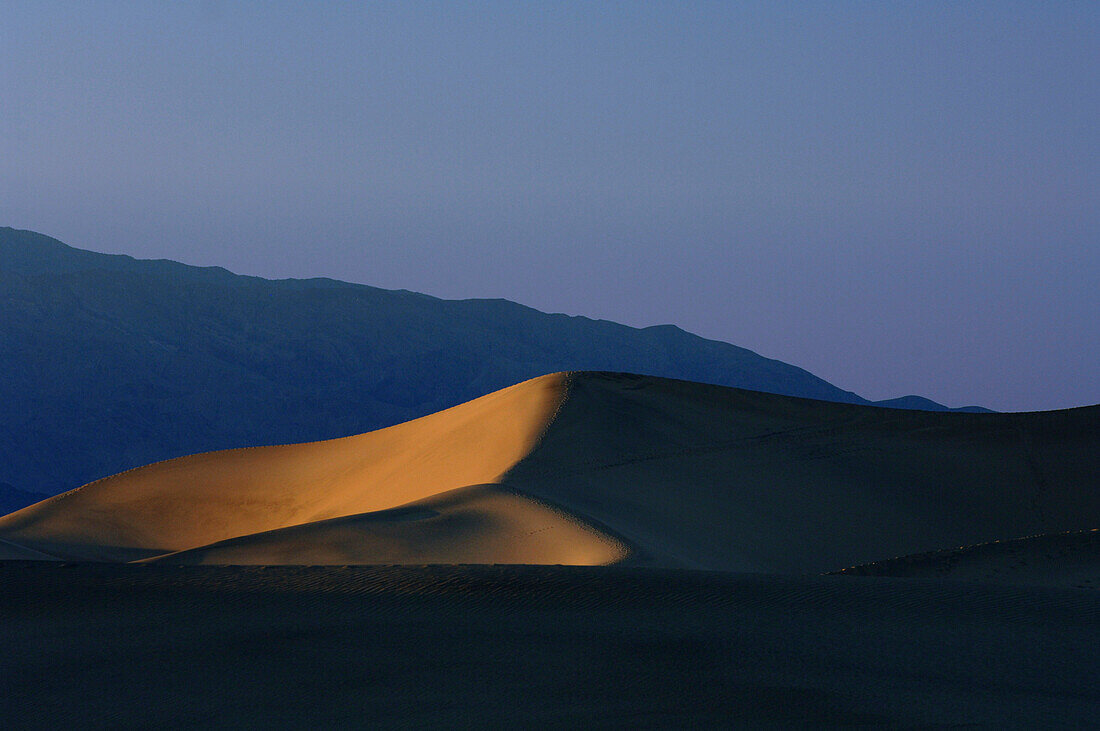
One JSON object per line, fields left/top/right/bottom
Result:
{"left": 0, "top": 482, "right": 47, "bottom": 517}
{"left": 0, "top": 226, "right": 986, "bottom": 499}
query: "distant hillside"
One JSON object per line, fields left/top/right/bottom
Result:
{"left": 874, "top": 395, "right": 994, "bottom": 413}
{"left": 0, "top": 483, "right": 47, "bottom": 517}
{"left": 0, "top": 227, "right": 983, "bottom": 496}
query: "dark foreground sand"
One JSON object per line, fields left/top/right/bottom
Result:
{"left": 3, "top": 562, "right": 1098, "bottom": 729}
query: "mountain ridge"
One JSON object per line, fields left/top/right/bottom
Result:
{"left": 1, "top": 226, "right": 990, "bottom": 500}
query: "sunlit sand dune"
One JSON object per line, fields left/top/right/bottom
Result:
{"left": 1, "top": 371, "right": 1098, "bottom": 574}
{"left": 0, "top": 374, "right": 569, "bottom": 561}
{"left": 143, "top": 484, "right": 627, "bottom": 566}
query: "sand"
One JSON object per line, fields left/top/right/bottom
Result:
{"left": 3, "top": 563, "right": 1099, "bottom": 728}
{"left": 0, "top": 536, "right": 56, "bottom": 560}
{"left": 0, "top": 374, "right": 569, "bottom": 561}
{"left": 3, "top": 372, "right": 1099, "bottom": 727}
{"left": 836, "top": 528, "right": 1100, "bottom": 589}
{"left": 505, "top": 372, "right": 1100, "bottom": 574}
{"left": 1, "top": 371, "right": 1098, "bottom": 576}
{"left": 142, "top": 484, "right": 627, "bottom": 566}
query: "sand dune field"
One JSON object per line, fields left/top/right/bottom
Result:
{"left": 4, "top": 372, "right": 1099, "bottom": 727}
{"left": 2, "top": 371, "right": 1097, "bottom": 575}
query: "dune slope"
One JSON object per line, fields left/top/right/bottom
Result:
{"left": 503, "top": 373, "right": 1100, "bottom": 573}
{"left": 145, "top": 485, "right": 626, "bottom": 566}
{"left": 834, "top": 528, "right": 1100, "bottom": 589}
{"left": 0, "top": 374, "right": 569, "bottom": 561}
{"left": 0, "top": 537, "right": 57, "bottom": 561}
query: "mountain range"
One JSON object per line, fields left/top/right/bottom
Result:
{"left": 1, "top": 226, "right": 987, "bottom": 506}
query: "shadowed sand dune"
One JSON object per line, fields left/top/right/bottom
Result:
{"left": 1, "top": 372, "right": 1098, "bottom": 574}
{"left": 0, "top": 537, "right": 57, "bottom": 560}
{"left": 835, "top": 528, "right": 1100, "bottom": 589}
{"left": 503, "top": 373, "right": 1100, "bottom": 574}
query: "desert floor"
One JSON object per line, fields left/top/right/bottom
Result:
{"left": 3, "top": 562, "right": 1099, "bottom": 729}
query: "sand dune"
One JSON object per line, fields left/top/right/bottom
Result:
{"left": 503, "top": 373, "right": 1100, "bottom": 573}
{"left": 834, "top": 528, "right": 1100, "bottom": 589}
{"left": 0, "top": 374, "right": 567, "bottom": 561}
{"left": 2, "top": 371, "right": 1098, "bottom": 575}
{"left": 0, "top": 537, "right": 57, "bottom": 560}
{"left": 144, "top": 484, "right": 626, "bottom": 566}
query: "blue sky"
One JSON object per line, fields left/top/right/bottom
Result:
{"left": 2, "top": 1, "right": 1097, "bottom": 410}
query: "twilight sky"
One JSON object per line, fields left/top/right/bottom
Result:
{"left": 2, "top": 1, "right": 1097, "bottom": 411}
